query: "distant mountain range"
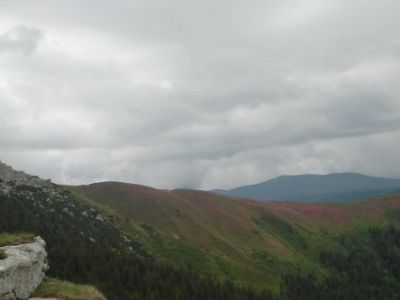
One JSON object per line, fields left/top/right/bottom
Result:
{"left": 214, "top": 173, "right": 400, "bottom": 203}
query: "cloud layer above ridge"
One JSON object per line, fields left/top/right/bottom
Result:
{"left": 1, "top": 0, "right": 400, "bottom": 189}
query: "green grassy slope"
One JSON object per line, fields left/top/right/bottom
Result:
{"left": 0, "top": 232, "right": 35, "bottom": 247}
{"left": 32, "top": 277, "right": 106, "bottom": 300}
{"left": 68, "top": 182, "right": 400, "bottom": 293}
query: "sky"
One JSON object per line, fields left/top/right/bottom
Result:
{"left": 0, "top": 0, "right": 400, "bottom": 189}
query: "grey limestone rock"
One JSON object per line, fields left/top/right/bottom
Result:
{"left": 0, "top": 237, "right": 48, "bottom": 300}
{"left": 0, "top": 161, "right": 53, "bottom": 195}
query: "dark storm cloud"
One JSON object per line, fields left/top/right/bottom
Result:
{"left": 0, "top": 0, "right": 400, "bottom": 188}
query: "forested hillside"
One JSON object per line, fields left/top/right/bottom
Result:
{"left": 282, "top": 226, "right": 400, "bottom": 299}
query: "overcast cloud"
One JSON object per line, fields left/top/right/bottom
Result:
{"left": 0, "top": 0, "right": 400, "bottom": 189}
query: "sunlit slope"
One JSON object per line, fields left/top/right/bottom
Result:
{"left": 68, "top": 182, "right": 400, "bottom": 292}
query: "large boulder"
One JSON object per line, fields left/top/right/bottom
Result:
{"left": 0, "top": 237, "right": 48, "bottom": 300}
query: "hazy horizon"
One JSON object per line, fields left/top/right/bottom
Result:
{"left": 2, "top": 159, "right": 400, "bottom": 191}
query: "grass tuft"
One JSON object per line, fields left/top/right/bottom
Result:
{"left": 32, "top": 277, "right": 106, "bottom": 300}
{"left": 0, "top": 232, "right": 36, "bottom": 247}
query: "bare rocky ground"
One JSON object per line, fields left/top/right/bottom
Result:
{"left": 0, "top": 162, "right": 53, "bottom": 194}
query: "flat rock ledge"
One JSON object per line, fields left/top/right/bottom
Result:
{"left": 0, "top": 237, "right": 48, "bottom": 300}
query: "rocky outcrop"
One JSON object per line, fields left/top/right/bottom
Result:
{"left": 0, "top": 161, "right": 53, "bottom": 195}
{"left": 0, "top": 237, "right": 48, "bottom": 300}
